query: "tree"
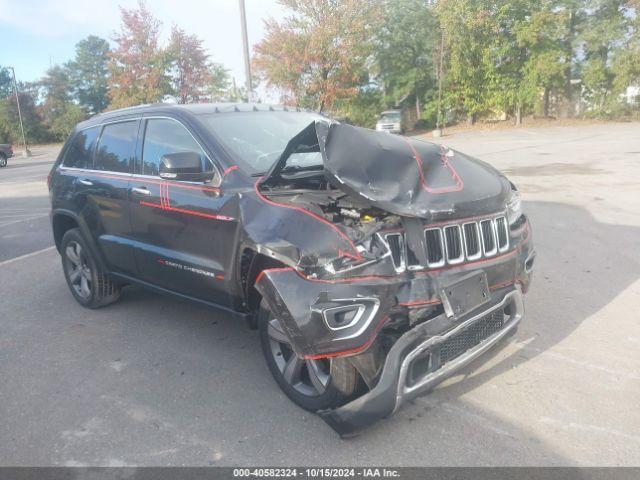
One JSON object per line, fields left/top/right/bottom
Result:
{"left": 0, "top": 66, "right": 13, "bottom": 99}
{"left": 68, "top": 36, "right": 110, "bottom": 114}
{"left": 611, "top": 0, "right": 640, "bottom": 101}
{"left": 207, "top": 63, "right": 232, "bottom": 101}
{"left": 437, "top": 0, "right": 497, "bottom": 124}
{"left": 0, "top": 92, "right": 49, "bottom": 144}
{"left": 108, "top": 0, "right": 169, "bottom": 108}
{"left": 516, "top": 2, "right": 567, "bottom": 116}
{"left": 375, "top": 0, "right": 439, "bottom": 119}
{"left": 39, "top": 65, "right": 86, "bottom": 140}
{"left": 167, "top": 26, "right": 212, "bottom": 104}
{"left": 580, "top": 0, "right": 628, "bottom": 111}
{"left": 253, "top": 0, "right": 381, "bottom": 111}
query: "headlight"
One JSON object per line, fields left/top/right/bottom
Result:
{"left": 506, "top": 188, "right": 522, "bottom": 226}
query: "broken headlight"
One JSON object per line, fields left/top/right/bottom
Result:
{"left": 506, "top": 187, "right": 522, "bottom": 226}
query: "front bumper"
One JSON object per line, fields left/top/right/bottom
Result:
{"left": 254, "top": 219, "right": 534, "bottom": 435}
{"left": 319, "top": 287, "right": 524, "bottom": 436}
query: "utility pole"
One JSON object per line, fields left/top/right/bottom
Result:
{"left": 239, "top": 0, "right": 253, "bottom": 102}
{"left": 9, "top": 67, "right": 30, "bottom": 157}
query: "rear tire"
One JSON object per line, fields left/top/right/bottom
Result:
{"left": 0, "top": 154, "right": 7, "bottom": 167}
{"left": 60, "top": 228, "right": 120, "bottom": 309}
{"left": 258, "top": 298, "right": 359, "bottom": 411}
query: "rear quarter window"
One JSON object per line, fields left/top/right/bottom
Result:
{"left": 62, "top": 127, "right": 100, "bottom": 168}
{"left": 94, "top": 121, "right": 137, "bottom": 173}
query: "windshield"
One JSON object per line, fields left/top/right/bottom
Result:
{"left": 198, "top": 111, "right": 325, "bottom": 174}
{"left": 379, "top": 112, "right": 401, "bottom": 122}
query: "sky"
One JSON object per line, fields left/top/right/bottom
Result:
{"left": 0, "top": 0, "right": 286, "bottom": 97}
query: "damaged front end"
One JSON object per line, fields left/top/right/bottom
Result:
{"left": 251, "top": 121, "right": 535, "bottom": 436}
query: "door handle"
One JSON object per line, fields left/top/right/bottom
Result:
{"left": 131, "top": 186, "right": 151, "bottom": 196}
{"left": 78, "top": 179, "right": 93, "bottom": 186}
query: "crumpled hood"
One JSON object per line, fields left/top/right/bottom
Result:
{"left": 265, "top": 121, "right": 510, "bottom": 219}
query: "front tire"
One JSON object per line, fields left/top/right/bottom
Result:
{"left": 60, "top": 228, "right": 120, "bottom": 308}
{"left": 0, "top": 154, "right": 7, "bottom": 167}
{"left": 258, "top": 299, "right": 359, "bottom": 411}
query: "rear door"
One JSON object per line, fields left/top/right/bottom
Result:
{"left": 81, "top": 119, "right": 139, "bottom": 274}
{"left": 128, "top": 116, "right": 235, "bottom": 305}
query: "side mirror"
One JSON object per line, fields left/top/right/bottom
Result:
{"left": 159, "top": 152, "right": 213, "bottom": 182}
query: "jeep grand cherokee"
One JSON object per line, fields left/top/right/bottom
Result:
{"left": 48, "top": 103, "right": 535, "bottom": 436}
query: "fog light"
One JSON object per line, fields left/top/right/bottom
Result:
{"left": 312, "top": 297, "right": 381, "bottom": 340}
{"left": 323, "top": 304, "right": 366, "bottom": 330}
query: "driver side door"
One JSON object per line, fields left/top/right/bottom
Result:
{"left": 128, "top": 117, "right": 236, "bottom": 305}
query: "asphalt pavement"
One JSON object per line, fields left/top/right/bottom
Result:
{"left": 1, "top": 124, "right": 639, "bottom": 466}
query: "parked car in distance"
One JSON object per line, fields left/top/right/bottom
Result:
{"left": 0, "top": 143, "right": 13, "bottom": 167}
{"left": 48, "top": 103, "right": 535, "bottom": 436}
{"left": 375, "top": 109, "right": 404, "bottom": 134}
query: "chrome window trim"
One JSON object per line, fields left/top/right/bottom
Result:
{"left": 58, "top": 167, "right": 219, "bottom": 188}
{"left": 141, "top": 115, "right": 222, "bottom": 187}
{"left": 443, "top": 224, "right": 464, "bottom": 265}
{"left": 462, "top": 221, "right": 482, "bottom": 261}
{"left": 58, "top": 166, "right": 133, "bottom": 177}
{"left": 424, "top": 227, "right": 445, "bottom": 268}
{"left": 71, "top": 115, "right": 222, "bottom": 187}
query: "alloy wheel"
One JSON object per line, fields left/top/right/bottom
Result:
{"left": 65, "top": 241, "right": 92, "bottom": 300}
{"left": 267, "top": 317, "right": 330, "bottom": 397}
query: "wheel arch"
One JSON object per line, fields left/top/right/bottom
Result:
{"left": 52, "top": 211, "right": 80, "bottom": 252}
{"left": 239, "top": 247, "right": 287, "bottom": 328}
{"left": 52, "top": 210, "right": 107, "bottom": 271}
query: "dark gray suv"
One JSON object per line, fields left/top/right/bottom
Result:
{"left": 49, "top": 103, "right": 535, "bottom": 436}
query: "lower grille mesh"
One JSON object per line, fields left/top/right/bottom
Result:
{"left": 439, "top": 310, "right": 505, "bottom": 365}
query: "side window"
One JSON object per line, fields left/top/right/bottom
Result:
{"left": 142, "top": 118, "right": 209, "bottom": 176}
{"left": 63, "top": 127, "right": 100, "bottom": 168}
{"left": 94, "top": 121, "right": 137, "bottom": 173}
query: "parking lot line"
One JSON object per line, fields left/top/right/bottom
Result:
{"left": 0, "top": 246, "right": 55, "bottom": 267}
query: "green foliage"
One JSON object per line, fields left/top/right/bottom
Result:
{"left": 207, "top": 64, "right": 232, "bottom": 101}
{"left": 334, "top": 88, "right": 384, "bottom": 128}
{"left": 0, "top": 66, "right": 13, "bottom": 99}
{"left": 67, "top": 36, "right": 110, "bottom": 115}
{"left": 40, "top": 65, "right": 88, "bottom": 141}
{"left": 0, "top": 93, "right": 50, "bottom": 144}
{"left": 375, "top": 0, "right": 439, "bottom": 109}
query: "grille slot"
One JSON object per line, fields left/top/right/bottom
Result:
{"left": 480, "top": 219, "right": 497, "bottom": 256}
{"left": 495, "top": 216, "right": 508, "bottom": 251}
{"left": 443, "top": 225, "right": 464, "bottom": 264}
{"left": 462, "top": 222, "right": 481, "bottom": 260}
{"left": 385, "top": 233, "right": 405, "bottom": 272}
{"left": 439, "top": 310, "right": 505, "bottom": 365}
{"left": 424, "top": 228, "right": 445, "bottom": 267}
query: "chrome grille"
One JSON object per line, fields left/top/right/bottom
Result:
{"left": 386, "top": 233, "right": 405, "bottom": 272}
{"left": 480, "top": 219, "right": 497, "bottom": 256}
{"left": 424, "top": 228, "right": 444, "bottom": 267}
{"left": 462, "top": 222, "right": 481, "bottom": 260}
{"left": 495, "top": 217, "right": 508, "bottom": 251}
{"left": 443, "top": 225, "right": 464, "bottom": 264}
{"left": 384, "top": 215, "right": 508, "bottom": 272}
